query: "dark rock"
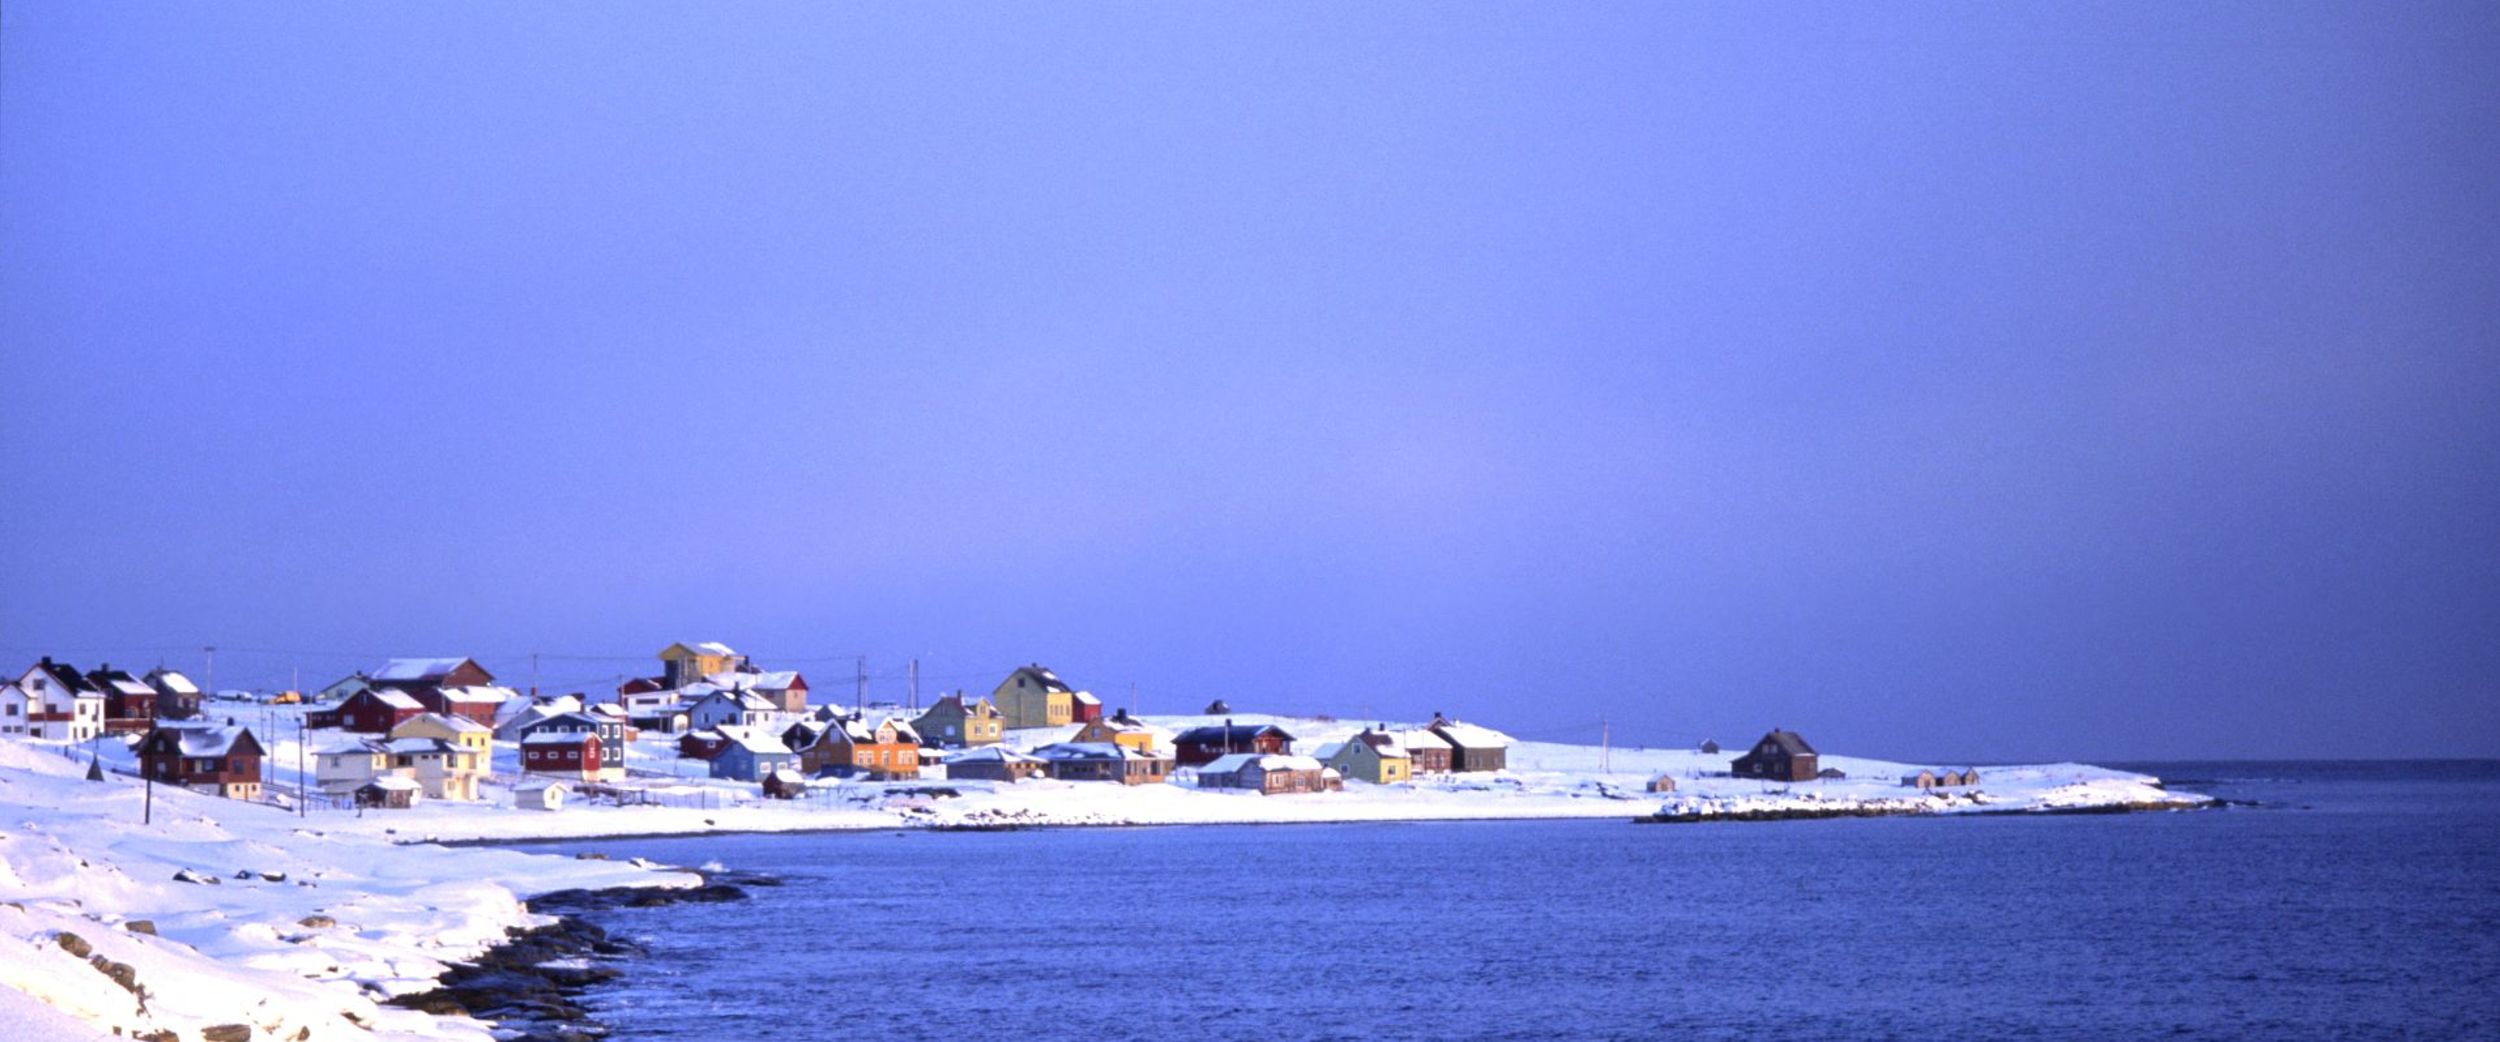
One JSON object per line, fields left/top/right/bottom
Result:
{"left": 54, "top": 931, "right": 91, "bottom": 958}
{"left": 172, "top": 868, "right": 221, "bottom": 885}
{"left": 89, "top": 955, "right": 140, "bottom": 996}
{"left": 298, "top": 915, "right": 336, "bottom": 929}
{"left": 201, "top": 1025, "right": 253, "bottom": 1042}
{"left": 123, "top": 920, "right": 158, "bottom": 936}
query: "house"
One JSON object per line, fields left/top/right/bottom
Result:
{"left": 1428, "top": 714, "right": 1512, "bottom": 773}
{"left": 801, "top": 716, "right": 922, "bottom": 779}
{"left": 685, "top": 689, "right": 782, "bottom": 732}
{"left": 912, "top": 693, "right": 1005, "bottom": 748}
{"left": 705, "top": 670, "right": 808, "bottom": 715}
{"left": 615, "top": 675, "right": 670, "bottom": 701}
{"left": 658, "top": 642, "right": 746, "bottom": 688}
{"left": 9, "top": 659, "right": 107, "bottom": 741}
{"left": 762, "top": 768, "right": 809, "bottom": 799}
{"left": 1202, "top": 699, "right": 1231, "bottom": 715}
{"left": 1072, "top": 708, "right": 1163, "bottom": 755}
{"left": 781, "top": 718, "right": 829, "bottom": 754}
{"left": 367, "top": 657, "right": 496, "bottom": 692}
{"left": 1033, "top": 742, "right": 1172, "bottom": 785}
{"left": 514, "top": 779, "right": 569, "bottom": 811}
{"left": 312, "top": 739, "right": 390, "bottom": 794}
{"left": 1069, "top": 691, "right": 1103, "bottom": 724}
{"left": 1902, "top": 769, "right": 1939, "bottom": 790}
{"left": 314, "top": 672, "right": 376, "bottom": 707}
{"left": 1172, "top": 721, "right": 1294, "bottom": 766}
{"left": 1318, "top": 730, "right": 1412, "bottom": 784}
{"left": 520, "top": 731, "right": 603, "bottom": 781}
{"left": 1647, "top": 774, "right": 1679, "bottom": 793}
{"left": 356, "top": 775, "right": 423, "bottom": 809}
{"left": 1731, "top": 729, "right": 1819, "bottom": 783}
{"left": 710, "top": 731, "right": 800, "bottom": 782}
{"left": 1197, "top": 753, "right": 1339, "bottom": 794}
{"left": 992, "top": 664, "right": 1084, "bottom": 730}
{"left": 86, "top": 666, "right": 159, "bottom": 734}
{"left": 146, "top": 668, "right": 203, "bottom": 721}
{"left": 378, "top": 735, "right": 486, "bottom": 800}
{"left": 136, "top": 723, "right": 265, "bottom": 800}
{"left": 1397, "top": 728, "right": 1454, "bottom": 774}
{"left": 677, "top": 727, "right": 735, "bottom": 761}
{"left": 411, "top": 685, "right": 514, "bottom": 726}
{"left": 1700, "top": 739, "right": 1721, "bottom": 755}
{"left": 515, "top": 711, "right": 627, "bottom": 780}
{"left": 1956, "top": 768, "right": 1981, "bottom": 787}
{"left": 314, "top": 688, "right": 428, "bottom": 734}
{"left": 943, "top": 745, "right": 1048, "bottom": 783}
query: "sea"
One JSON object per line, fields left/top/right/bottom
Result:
{"left": 509, "top": 760, "right": 2500, "bottom": 1041}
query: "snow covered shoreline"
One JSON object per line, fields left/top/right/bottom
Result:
{"left": 2, "top": 722, "right": 2210, "bottom": 1040}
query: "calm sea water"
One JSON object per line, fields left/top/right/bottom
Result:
{"left": 510, "top": 761, "right": 2500, "bottom": 1041}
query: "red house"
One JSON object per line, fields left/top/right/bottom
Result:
{"left": 137, "top": 723, "right": 266, "bottom": 800}
{"left": 1171, "top": 722, "right": 1296, "bottom": 767}
{"left": 412, "top": 685, "right": 510, "bottom": 725}
{"left": 677, "top": 728, "right": 732, "bottom": 761}
{"left": 312, "top": 689, "right": 428, "bottom": 734}
{"left": 87, "top": 666, "right": 160, "bottom": 735}
{"left": 368, "top": 657, "right": 496, "bottom": 692}
{"left": 521, "top": 731, "right": 603, "bottom": 780}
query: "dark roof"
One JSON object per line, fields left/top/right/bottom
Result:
{"left": 34, "top": 658, "right": 100, "bottom": 694}
{"left": 1174, "top": 724, "right": 1294, "bottom": 744}
{"left": 1010, "top": 665, "right": 1071, "bottom": 693}
{"left": 1748, "top": 730, "right": 1818, "bottom": 756}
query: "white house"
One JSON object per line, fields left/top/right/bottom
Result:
{"left": 7, "top": 659, "right": 106, "bottom": 741}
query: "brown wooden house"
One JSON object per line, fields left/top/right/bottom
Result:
{"left": 312, "top": 689, "right": 430, "bottom": 733}
{"left": 1172, "top": 722, "right": 1294, "bottom": 766}
{"left": 367, "top": 657, "right": 495, "bottom": 692}
{"left": 87, "top": 666, "right": 159, "bottom": 734}
{"left": 137, "top": 723, "right": 266, "bottom": 800}
{"left": 1731, "top": 729, "right": 1819, "bottom": 782}
{"left": 1427, "top": 714, "right": 1513, "bottom": 772}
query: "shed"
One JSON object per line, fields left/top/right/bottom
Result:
{"left": 1902, "top": 769, "right": 1939, "bottom": 790}
{"left": 514, "top": 780, "right": 569, "bottom": 811}
{"left": 355, "top": 776, "right": 422, "bottom": 809}
{"left": 1646, "top": 774, "right": 1678, "bottom": 793}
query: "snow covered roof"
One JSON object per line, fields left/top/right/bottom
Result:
{"left": 373, "top": 658, "right": 475, "bottom": 682}
{"left": 705, "top": 669, "right": 801, "bottom": 691}
{"left": 1321, "top": 739, "right": 1408, "bottom": 762}
{"left": 768, "top": 767, "right": 807, "bottom": 784}
{"left": 362, "top": 690, "right": 426, "bottom": 711}
{"left": 1201, "top": 753, "right": 1323, "bottom": 774}
{"left": 1071, "top": 692, "right": 1101, "bottom": 706}
{"left": 690, "top": 641, "right": 737, "bottom": 656}
{"left": 521, "top": 731, "right": 596, "bottom": 746}
{"left": 153, "top": 724, "right": 255, "bottom": 757}
{"left": 315, "top": 740, "right": 384, "bottom": 757}
{"left": 1398, "top": 729, "right": 1452, "bottom": 750}
{"left": 381, "top": 737, "right": 458, "bottom": 755}
{"left": 144, "top": 669, "right": 200, "bottom": 694}
{"left": 724, "top": 731, "right": 794, "bottom": 756}
{"left": 363, "top": 775, "right": 421, "bottom": 791}
{"left": 1034, "top": 742, "right": 1155, "bottom": 763}
{"left": 1008, "top": 665, "right": 1071, "bottom": 692}
{"left": 1431, "top": 721, "right": 1512, "bottom": 749}
{"left": 433, "top": 685, "right": 514, "bottom": 705}
{"left": 947, "top": 746, "right": 1044, "bottom": 765}
{"left": 1175, "top": 723, "right": 1294, "bottom": 744}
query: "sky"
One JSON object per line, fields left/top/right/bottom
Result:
{"left": 3, "top": 3, "right": 2495, "bottom": 762}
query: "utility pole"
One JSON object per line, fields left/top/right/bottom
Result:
{"left": 1129, "top": 682, "right": 1137, "bottom": 715}
{"left": 908, "top": 658, "right": 919, "bottom": 713}
{"left": 531, "top": 652, "right": 541, "bottom": 696}
{"left": 855, "top": 656, "right": 867, "bottom": 709}
{"left": 1600, "top": 717, "right": 1612, "bottom": 775}
{"left": 203, "top": 645, "right": 216, "bottom": 701}
{"left": 297, "top": 718, "right": 307, "bottom": 818}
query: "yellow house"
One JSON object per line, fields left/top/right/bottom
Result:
{"left": 913, "top": 693, "right": 1005, "bottom": 748}
{"left": 392, "top": 712, "right": 492, "bottom": 757}
{"left": 1072, "top": 709, "right": 1160, "bottom": 755}
{"left": 659, "top": 642, "right": 745, "bottom": 688}
{"left": 1320, "top": 729, "right": 1413, "bottom": 785}
{"left": 992, "top": 664, "right": 1076, "bottom": 730}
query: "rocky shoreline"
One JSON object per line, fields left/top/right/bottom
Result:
{"left": 386, "top": 866, "right": 780, "bottom": 1042}
{"left": 1635, "top": 799, "right": 2213, "bottom": 825}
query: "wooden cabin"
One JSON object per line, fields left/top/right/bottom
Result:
{"left": 136, "top": 723, "right": 265, "bottom": 800}
{"left": 912, "top": 693, "right": 1005, "bottom": 748}
{"left": 1646, "top": 774, "right": 1678, "bottom": 793}
{"left": 1902, "top": 769, "right": 1940, "bottom": 790}
{"left": 86, "top": 666, "right": 159, "bottom": 734}
{"left": 711, "top": 731, "right": 800, "bottom": 782}
{"left": 1320, "top": 730, "right": 1413, "bottom": 784}
{"left": 943, "top": 745, "right": 1048, "bottom": 783}
{"left": 1428, "top": 714, "right": 1513, "bottom": 772}
{"left": 1034, "top": 742, "right": 1172, "bottom": 785}
{"left": 1172, "top": 722, "right": 1294, "bottom": 766}
{"left": 411, "top": 685, "right": 512, "bottom": 726}
{"left": 1731, "top": 729, "right": 1820, "bottom": 782}
{"left": 1197, "top": 753, "right": 1339, "bottom": 794}
{"left": 145, "top": 667, "right": 203, "bottom": 722}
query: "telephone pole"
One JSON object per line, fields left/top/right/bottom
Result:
{"left": 202, "top": 645, "right": 216, "bottom": 701}
{"left": 1600, "top": 717, "right": 1612, "bottom": 775}
{"left": 908, "top": 658, "right": 920, "bottom": 713}
{"left": 855, "top": 656, "right": 867, "bottom": 709}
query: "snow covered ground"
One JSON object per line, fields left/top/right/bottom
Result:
{"left": 0, "top": 713, "right": 2205, "bottom": 1039}
{"left": 0, "top": 742, "right": 689, "bottom": 1042}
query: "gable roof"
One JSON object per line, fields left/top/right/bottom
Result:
{"left": 1745, "top": 730, "right": 1818, "bottom": 757}
{"left": 23, "top": 659, "right": 101, "bottom": 695}
{"left": 1174, "top": 723, "right": 1294, "bottom": 745}
{"left": 1202, "top": 752, "right": 1322, "bottom": 774}
{"left": 660, "top": 641, "right": 739, "bottom": 659}
{"left": 1006, "top": 665, "right": 1071, "bottom": 693}
{"left": 722, "top": 731, "right": 794, "bottom": 756}
{"left": 946, "top": 745, "right": 1044, "bottom": 765}
{"left": 373, "top": 657, "right": 483, "bottom": 683}
{"left": 144, "top": 668, "right": 200, "bottom": 695}
{"left": 521, "top": 730, "right": 597, "bottom": 747}
{"left": 394, "top": 711, "right": 491, "bottom": 734}
{"left": 146, "top": 723, "right": 261, "bottom": 758}
{"left": 432, "top": 685, "right": 516, "bottom": 705}
{"left": 1430, "top": 720, "right": 1512, "bottom": 750}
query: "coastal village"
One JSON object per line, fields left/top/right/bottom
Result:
{"left": 2, "top": 642, "right": 2024, "bottom": 823}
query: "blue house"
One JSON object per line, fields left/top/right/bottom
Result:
{"left": 709, "top": 730, "right": 799, "bottom": 782}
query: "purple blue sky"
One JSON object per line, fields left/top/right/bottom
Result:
{"left": 4, "top": 3, "right": 2496, "bottom": 761}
